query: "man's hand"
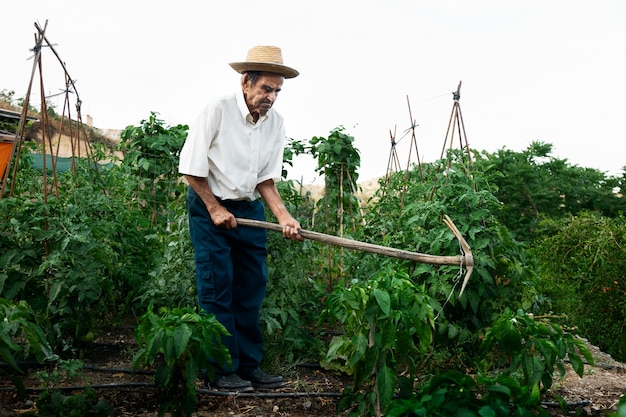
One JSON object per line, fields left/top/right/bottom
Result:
{"left": 184, "top": 175, "right": 237, "bottom": 230}
{"left": 280, "top": 217, "right": 303, "bottom": 241}
{"left": 208, "top": 204, "right": 237, "bottom": 230}
{"left": 256, "top": 179, "right": 303, "bottom": 241}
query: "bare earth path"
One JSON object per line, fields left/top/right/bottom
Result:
{"left": 1, "top": 325, "right": 625, "bottom": 416}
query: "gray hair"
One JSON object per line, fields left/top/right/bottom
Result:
{"left": 242, "top": 71, "right": 262, "bottom": 85}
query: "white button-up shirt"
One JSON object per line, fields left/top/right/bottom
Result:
{"left": 178, "top": 92, "right": 285, "bottom": 201}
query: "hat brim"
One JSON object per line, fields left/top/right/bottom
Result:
{"left": 229, "top": 62, "right": 299, "bottom": 79}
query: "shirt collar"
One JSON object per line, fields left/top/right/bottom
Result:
{"left": 235, "top": 91, "right": 269, "bottom": 124}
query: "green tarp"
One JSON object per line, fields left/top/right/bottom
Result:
{"left": 30, "top": 154, "right": 113, "bottom": 172}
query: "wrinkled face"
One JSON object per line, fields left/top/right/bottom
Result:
{"left": 242, "top": 72, "right": 284, "bottom": 121}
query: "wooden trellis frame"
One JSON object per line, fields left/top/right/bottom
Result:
{"left": 439, "top": 81, "right": 473, "bottom": 170}
{"left": 1, "top": 20, "right": 100, "bottom": 200}
{"left": 381, "top": 82, "right": 475, "bottom": 207}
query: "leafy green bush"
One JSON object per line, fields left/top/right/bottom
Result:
{"left": 261, "top": 179, "right": 328, "bottom": 366}
{"left": 0, "top": 299, "right": 54, "bottom": 367}
{"left": 27, "top": 358, "right": 114, "bottom": 417}
{"left": 33, "top": 358, "right": 84, "bottom": 388}
{"left": 0, "top": 178, "right": 161, "bottom": 350}
{"left": 118, "top": 112, "right": 188, "bottom": 230}
{"left": 0, "top": 157, "right": 164, "bottom": 350}
{"left": 262, "top": 259, "right": 327, "bottom": 367}
{"left": 531, "top": 212, "right": 626, "bottom": 361}
{"left": 308, "top": 127, "right": 362, "bottom": 236}
{"left": 475, "top": 142, "right": 626, "bottom": 241}
{"left": 357, "top": 153, "right": 545, "bottom": 358}
{"left": 136, "top": 209, "right": 197, "bottom": 311}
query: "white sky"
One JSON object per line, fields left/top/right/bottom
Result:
{"left": 2, "top": 0, "right": 625, "bottom": 184}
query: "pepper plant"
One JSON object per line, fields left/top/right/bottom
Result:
{"left": 387, "top": 370, "right": 550, "bottom": 417}
{"left": 320, "top": 263, "right": 435, "bottom": 417}
{"left": 132, "top": 305, "right": 231, "bottom": 417}
{"left": 0, "top": 298, "right": 56, "bottom": 395}
{"left": 479, "top": 308, "right": 594, "bottom": 393}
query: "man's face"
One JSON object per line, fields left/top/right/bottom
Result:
{"left": 242, "top": 73, "right": 284, "bottom": 120}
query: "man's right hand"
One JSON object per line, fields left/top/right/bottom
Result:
{"left": 185, "top": 175, "right": 237, "bottom": 230}
{"left": 208, "top": 204, "right": 237, "bottom": 230}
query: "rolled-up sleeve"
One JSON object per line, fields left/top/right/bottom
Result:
{"left": 179, "top": 103, "right": 219, "bottom": 177}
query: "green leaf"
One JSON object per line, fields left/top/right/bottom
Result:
{"left": 536, "top": 339, "right": 556, "bottom": 366}
{"left": 48, "top": 280, "right": 64, "bottom": 304}
{"left": 0, "top": 346, "right": 22, "bottom": 373}
{"left": 456, "top": 408, "right": 478, "bottom": 417}
{"left": 326, "top": 336, "right": 348, "bottom": 360}
{"left": 154, "top": 363, "right": 172, "bottom": 388}
{"left": 373, "top": 289, "right": 391, "bottom": 316}
{"left": 522, "top": 356, "right": 546, "bottom": 388}
{"left": 377, "top": 364, "right": 396, "bottom": 410}
{"left": 350, "top": 333, "right": 368, "bottom": 366}
{"left": 572, "top": 337, "right": 594, "bottom": 366}
{"left": 173, "top": 324, "right": 192, "bottom": 359}
{"left": 478, "top": 405, "right": 496, "bottom": 417}
{"left": 447, "top": 324, "right": 459, "bottom": 339}
{"left": 530, "top": 382, "right": 541, "bottom": 402}
{"left": 569, "top": 353, "right": 584, "bottom": 378}
{"left": 486, "top": 384, "right": 511, "bottom": 396}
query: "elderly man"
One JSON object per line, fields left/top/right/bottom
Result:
{"left": 178, "top": 45, "right": 303, "bottom": 392}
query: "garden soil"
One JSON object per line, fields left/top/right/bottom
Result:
{"left": 1, "top": 323, "right": 625, "bottom": 417}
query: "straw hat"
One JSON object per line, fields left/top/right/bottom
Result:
{"left": 229, "top": 45, "right": 299, "bottom": 79}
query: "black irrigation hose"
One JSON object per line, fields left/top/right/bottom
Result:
{"left": 7, "top": 358, "right": 624, "bottom": 372}
{"left": 0, "top": 382, "right": 341, "bottom": 399}
{"left": 541, "top": 400, "right": 591, "bottom": 408}
{"left": 82, "top": 365, "right": 154, "bottom": 375}
{"left": 0, "top": 382, "right": 154, "bottom": 392}
{"left": 0, "top": 362, "right": 154, "bottom": 375}
{"left": 582, "top": 361, "right": 626, "bottom": 371}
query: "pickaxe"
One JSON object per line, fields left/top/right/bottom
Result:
{"left": 235, "top": 214, "right": 474, "bottom": 298}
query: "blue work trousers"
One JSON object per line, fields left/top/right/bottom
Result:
{"left": 186, "top": 187, "right": 268, "bottom": 375}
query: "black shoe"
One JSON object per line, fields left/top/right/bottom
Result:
{"left": 238, "top": 368, "right": 284, "bottom": 389}
{"left": 213, "top": 374, "right": 254, "bottom": 392}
